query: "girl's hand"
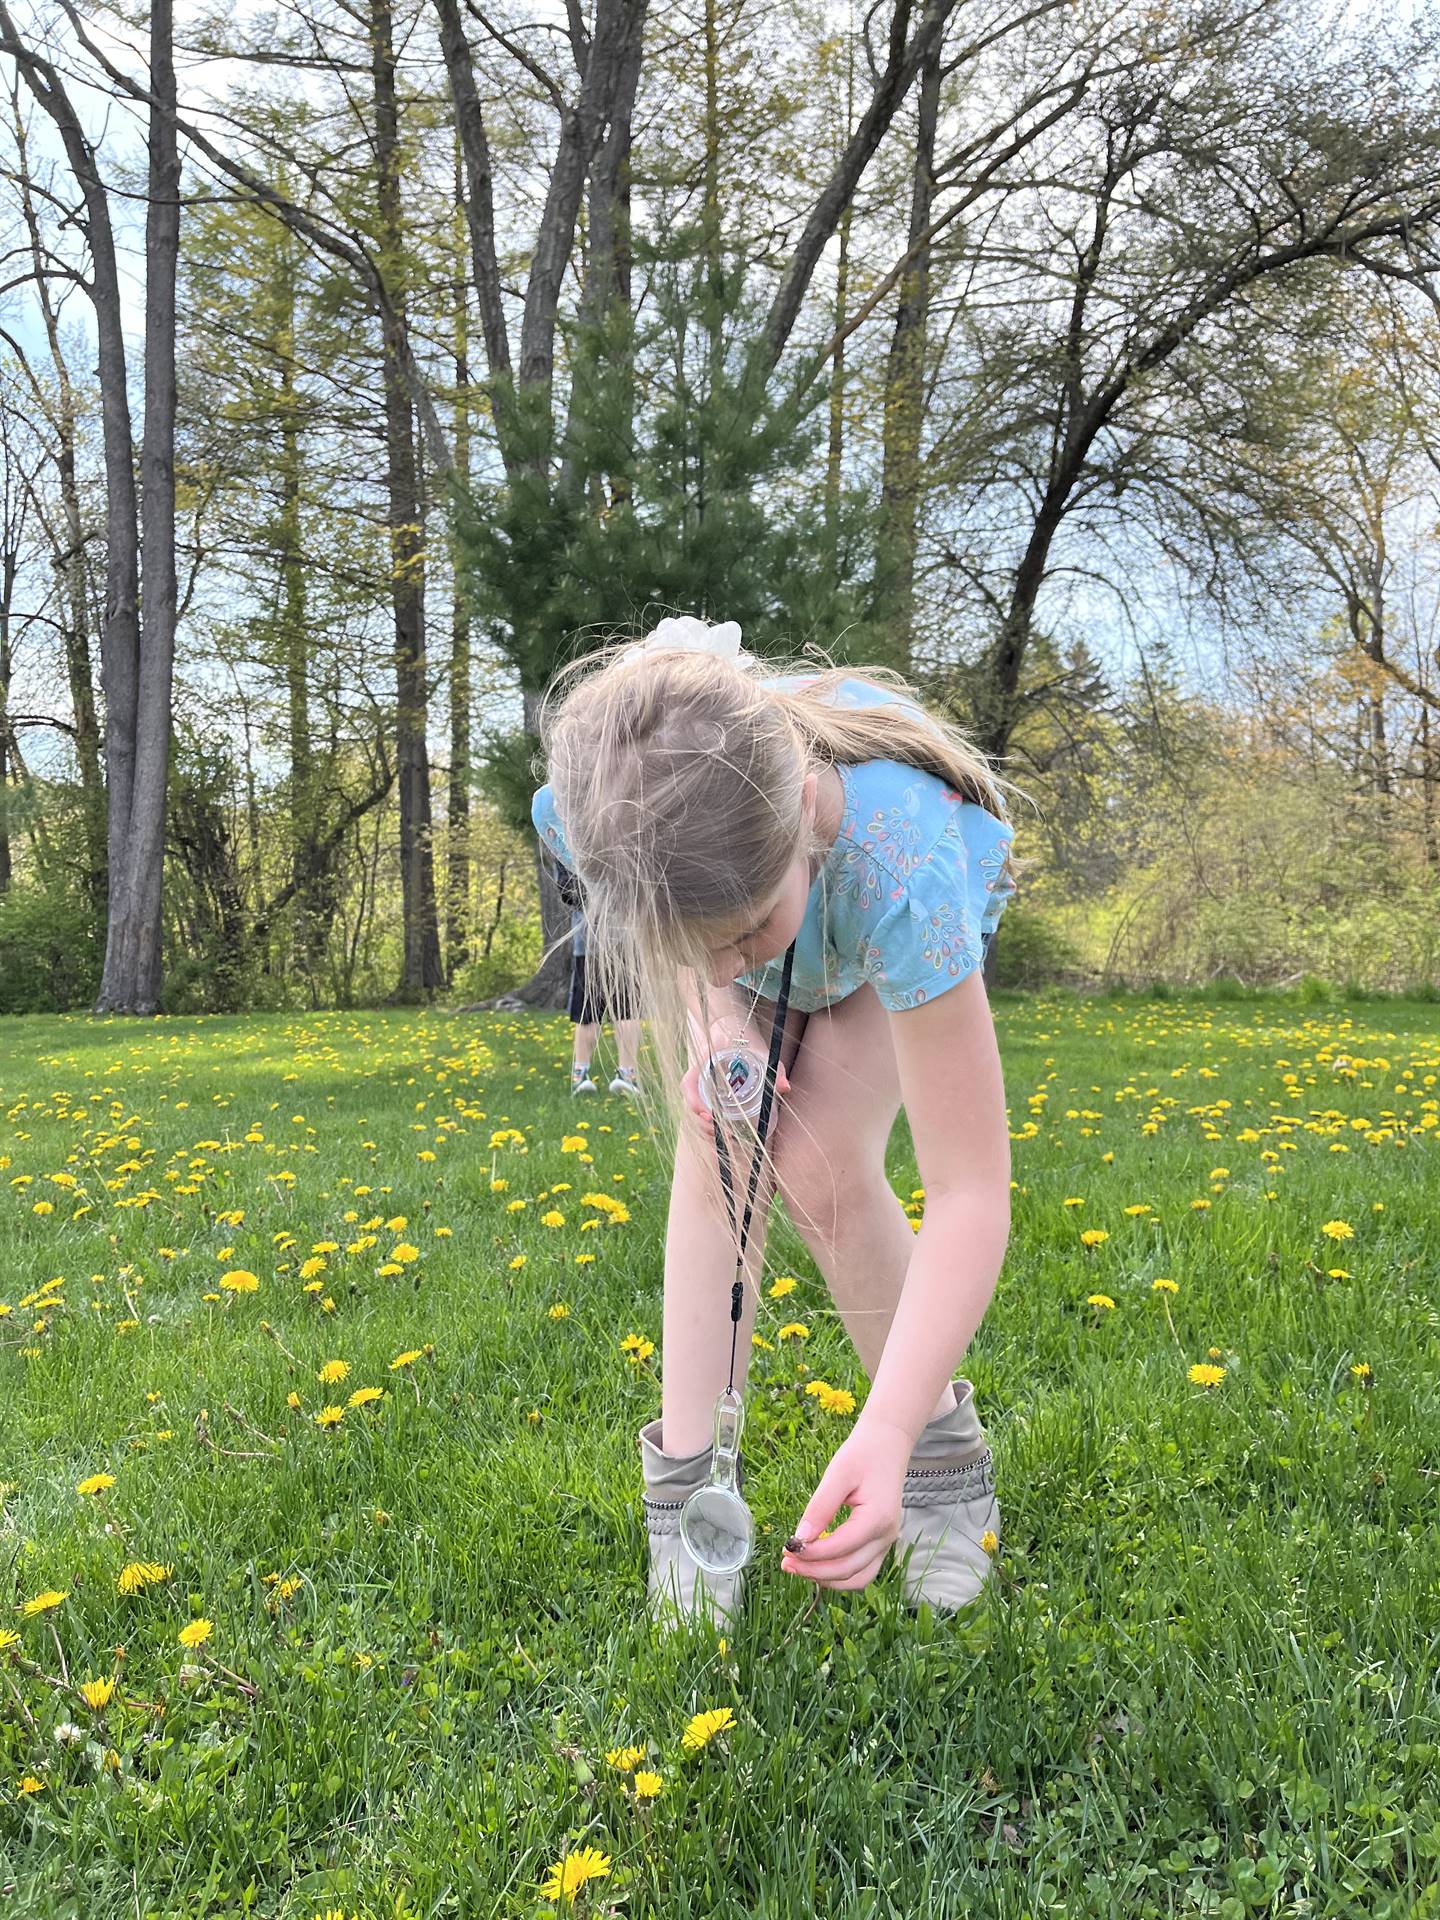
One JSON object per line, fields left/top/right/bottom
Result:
{"left": 779, "top": 1416, "right": 912, "bottom": 1592}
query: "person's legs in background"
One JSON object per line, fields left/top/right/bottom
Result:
{"left": 610, "top": 1016, "right": 642, "bottom": 1094}
{"left": 569, "top": 951, "right": 599, "bottom": 1093}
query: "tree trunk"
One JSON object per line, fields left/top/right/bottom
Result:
{"left": 1421, "top": 698, "right": 1439, "bottom": 871}
{"left": 273, "top": 223, "right": 329, "bottom": 997}
{"left": 0, "top": 3, "right": 156, "bottom": 1005}
{"left": 824, "top": 32, "right": 858, "bottom": 531}
{"left": 446, "top": 144, "right": 473, "bottom": 983}
{"left": 876, "top": 31, "right": 941, "bottom": 668}
{"left": 513, "top": 684, "right": 574, "bottom": 1008}
{"left": 95, "top": 0, "right": 179, "bottom": 1011}
{"left": 372, "top": 0, "right": 444, "bottom": 998}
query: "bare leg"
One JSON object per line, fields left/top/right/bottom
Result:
{"left": 614, "top": 1018, "right": 641, "bottom": 1073}
{"left": 573, "top": 1021, "right": 599, "bottom": 1068}
{"left": 774, "top": 984, "right": 956, "bottom": 1424}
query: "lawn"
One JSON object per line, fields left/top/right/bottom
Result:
{"left": 1, "top": 995, "right": 1437, "bottom": 1919}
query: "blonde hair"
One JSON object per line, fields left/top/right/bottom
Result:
{"left": 535, "top": 639, "right": 1025, "bottom": 1177}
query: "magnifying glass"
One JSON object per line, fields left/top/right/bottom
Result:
{"left": 680, "top": 1386, "right": 754, "bottom": 1574}
{"left": 680, "top": 939, "right": 798, "bottom": 1580}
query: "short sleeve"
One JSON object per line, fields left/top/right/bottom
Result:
{"left": 531, "top": 784, "right": 576, "bottom": 868}
{"left": 860, "top": 804, "right": 1016, "bottom": 1011}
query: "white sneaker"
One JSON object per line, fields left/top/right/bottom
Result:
{"left": 571, "top": 1067, "right": 597, "bottom": 1095}
{"left": 609, "top": 1068, "right": 639, "bottom": 1096}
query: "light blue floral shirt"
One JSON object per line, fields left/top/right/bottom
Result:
{"left": 530, "top": 674, "right": 1016, "bottom": 1013}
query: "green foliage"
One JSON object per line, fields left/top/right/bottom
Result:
{"left": 448, "top": 258, "right": 893, "bottom": 697}
{"left": 0, "top": 886, "right": 102, "bottom": 1012}
{"left": 450, "top": 911, "right": 542, "bottom": 1004}
{"left": 988, "top": 907, "right": 1083, "bottom": 990}
{"left": 474, "top": 726, "right": 545, "bottom": 841}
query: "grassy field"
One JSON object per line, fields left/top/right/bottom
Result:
{"left": 1, "top": 995, "right": 1437, "bottom": 1920}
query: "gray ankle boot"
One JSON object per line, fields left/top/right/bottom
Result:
{"left": 638, "top": 1417, "right": 745, "bottom": 1630}
{"left": 891, "top": 1378, "right": 999, "bottom": 1611}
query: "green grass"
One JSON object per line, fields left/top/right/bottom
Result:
{"left": 1, "top": 995, "right": 1437, "bottom": 1919}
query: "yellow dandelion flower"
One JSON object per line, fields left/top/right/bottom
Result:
{"left": 632, "top": 1770, "right": 663, "bottom": 1800}
{"left": 768, "top": 1276, "right": 797, "bottom": 1297}
{"left": 117, "top": 1561, "right": 171, "bottom": 1595}
{"left": 605, "top": 1745, "right": 645, "bottom": 1771}
{"left": 390, "top": 1349, "right": 423, "bottom": 1370}
{"left": 1190, "top": 1199, "right": 1211, "bottom": 1211}
{"left": 980, "top": 1529, "right": 998, "bottom": 1554}
{"left": 548, "top": 1303, "right": 570, "bottom": 1320}
{"left": 816, "top": 1384, "right": 855, "bottom": 1415}
{"left": 682, "top": 1706, "right": 736, "bottom": 1752}
{"left": 1350, "top": 1361, "right": 1372, "bottom": 1380}
{"left": 347, "top": 1386, "right": 384, "bottom": 1408}
{"left": 1086, "top": 1293, "right": 1115, "bottom": 1310}
{"left": 318, "top": 1359, "right": 350, "bottom": 1384}
{"left": 539, "top": 1845, "right": 611, "bottom": 1904}
{"left": 776, "top": 1322, "right": 809, "bottom": 1340}
{"left": 510, "top": 1255, "right": 527, "bottom": 1270}
{"left": 1063, "top": 1197, "right": 1085, "bottom": 1208}
{"left": 385, "top": 1216, "right": 407, "bottom": 1232}
{"left": 21, "top": 1590, "right": 67, "bottom": 1616}
{"left": 18, "top": 1776, "right": 44, "bottom": 1795}
{"left": 1152, "top": 1277, "right": 1179, "bottom": 1293}
{"left": 1320, "top": 1219, "right": 1354, "bottom": 1241}
{"left": 298, "top": 1257, "right": 327, "bottom": 1281}
{"left": 79, "top": 1676, "right": 115, "bottom": 1711}
{"left": 177, "top": 1617, "right": 212, "bottom": 1648}
{"left": 541, "top": 1210, "right": 565, "bottom": 1229}
{"left": 1079, "top": 1229, "right": 1109, "bottom": 1248}
{"left": 560, "top": 1136, "right": 587, "bottom": 1154}
{"left": 1188, "top": 1362, "right": 1226, "bottom": 1387}
{"left": 314, "top": 1405, "right": 345, "bottom": 1428}
{"left": 77, "top": 1472, "right": 116, "bottom": 1497}
{"left": 219, "top": 1270, "right": 259, "bottom": 1292}
{"left": 389, "top": 1243, "right": 419, "bottom": 1264}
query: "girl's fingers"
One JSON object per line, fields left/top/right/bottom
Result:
{"left": 782, "top": 1545, "right": 887, "bottom": 1589}
{"left": 782, "top": 1517, "right": 889, "bottom": 1578}
{"left": 788, "top": 1506, "right": 869, "bottom": 1565}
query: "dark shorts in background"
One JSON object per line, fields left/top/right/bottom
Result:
{"left": 568, "top": 952, "right": 637, "bottom": 1025}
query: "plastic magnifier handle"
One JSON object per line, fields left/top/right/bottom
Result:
{"left": 709, "top": 1390, "right": 743, "bottom": 1496}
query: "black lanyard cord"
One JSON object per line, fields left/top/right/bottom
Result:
{"left": 710, "top": 937, "right": 797, "bottom": 1395}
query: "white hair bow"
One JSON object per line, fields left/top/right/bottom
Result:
{"left": 627, "top": 614, "right": 745, "bottom": 661}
